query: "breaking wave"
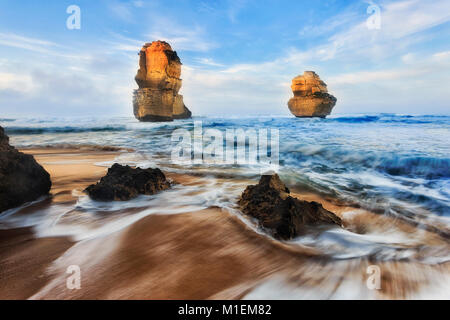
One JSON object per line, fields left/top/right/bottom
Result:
{"left": 4, "top": 125, "right": 127, "bottom": 135}
{"left": 3, "top": 113, "right": 450, "bottom": 224}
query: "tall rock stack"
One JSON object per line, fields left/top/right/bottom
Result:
{"left": 133, "top": 41, "right": 192, "bottom": 122}
{"left": 288, "top": 71, "right": 337, "bottom": 118}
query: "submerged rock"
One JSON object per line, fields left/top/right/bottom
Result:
{"left": 85, "top": 164, "right": 170, "bottom": 201}
{"left": 288, "top": 71, "right": 337, "bottom": 118}
{"left": 133, "top": 41, "right": 192, "bottom": 122}
{"left": 239, "top": 174, "right": 341, "bottom": 240}
{"left": 0, "top": 126, "right": 51, "bottom": 212}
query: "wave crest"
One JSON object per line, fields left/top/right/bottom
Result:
{"left": 5, "top": 126, "right": 127, "bottom": 135}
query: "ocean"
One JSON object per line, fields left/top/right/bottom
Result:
{"left": 1, "top": 113, "right": 449, "bottom": 264}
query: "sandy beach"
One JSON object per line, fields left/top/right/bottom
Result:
{"left": 0, "top": 148, "right": 117, "bottom": 299}
{"left": 0, "top": 148, "right": 448, "bottom": 300}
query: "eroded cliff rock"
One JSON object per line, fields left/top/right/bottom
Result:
{"left": 85, "top": 163, "right": 170, "bottom": 201}
{"left": 133, "top": 41, "right": 192, "bottom": 122}
{"left": 0, "top": 126, "right": 51, "bottom": 212}
{"left": 239, "top": 174, "right": 342, "bottom": 240}
{"left": 288, "top": 71, "right": 337, "bottom": 118}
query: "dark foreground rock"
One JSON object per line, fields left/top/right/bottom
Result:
{"left": 239, "top": 174, "right": 342, "bottom": 240}
{"left": 85, "top": 163, "right": 170, "bottom": 201}
{"left": 0, "top": 126, "right": 51, "bottom": 212}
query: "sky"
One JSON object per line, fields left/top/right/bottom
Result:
{"left": 0, "top": 0, "right": 449, "bottom": 117}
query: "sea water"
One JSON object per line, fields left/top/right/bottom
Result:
{"left": 1, "top": 113, "right": 449, "bottom": 262}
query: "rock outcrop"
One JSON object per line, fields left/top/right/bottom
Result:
{"left": 239, "top": 174, "right": 342, "bottom": 240}
{"left": 85, "top": 163, "right": 170, "bottom": 201}
{"left": 288, "top": 71, "right": 337, "bottom": 118}
{"left": 133, "top": 41, "right": 192, "bottom": 122}
{"left": 0, "top": 126, "right": 51, "bottom": 212}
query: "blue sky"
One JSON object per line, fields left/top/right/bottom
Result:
{"left": 0, "top": 0, "right": 449, "bottom": 117}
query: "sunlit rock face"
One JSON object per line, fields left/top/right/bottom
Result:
{"left": 288, "top": 71, "right": 337, "bottom": 118}
{"left": 133, "top": 41, "right": 192, "bottom": 122}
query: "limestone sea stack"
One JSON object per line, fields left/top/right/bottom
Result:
{"left": 133, "top": 41, "right": 192, "bottom": 122}
{"left": 288, "top": 71, "right": 337, "bottom": 118}
{"left": 0, "top": 126, "right": 51, "bottom": 212}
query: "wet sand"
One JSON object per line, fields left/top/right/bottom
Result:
{"left": 0, "top": 148, "right": 118, "bottom": 299}
{"left": 21, "top": 148, "right": 123, "bottom": 203}
{"left": 0, "top": 148, "right": 449, "bottom": 300}
{"left": 0, "top": 227, "right": 73, "bottom": 300}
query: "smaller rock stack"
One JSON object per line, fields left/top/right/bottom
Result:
{"left": 133, "top": 41, "right": 192, "bottom": 122}
{"left": 288, "top": 71, "right": 337, "bottom": 118}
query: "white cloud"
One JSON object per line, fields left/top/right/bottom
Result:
{"left": 195, "top": 58, "right": 225, "bottom": 67}
{"left": 0, "top": 72, "right": 35, "bottom": 93}
{"left": 182, "top": 65, "right": 290, "bottom": 116}
{"left": 0, "top": 33, "right": 137, "bottom": 116}
{"left": 108, "top": 1, "right": 134, "bottom": 22}
{"left": 105, "top": 33, "right": 144, "bottom": 52}
{"left": 328, "top": 68, "right": 426, "bottom": 85}
{"left": 325, "top": 50, "right": 450, "bottom": 113}
{"left": 317, "top": 0, "right": 450, "bottom": 61}
{"left": 433, "top": 51, "right": 450, "bottom": 61}
{"left": 299, "top": 9, "right": 359, "bottom": 38}
{"left": 227, "top": 0, "right": 249, "bottom": 23}
{"left": 380, "top": 0, "right": 450, "bottom": 38}
{"left": 401, "top": 52, "right": 417, "bottom": 64}
{"left": 0, "top": 32, "right": 98, "bottom": 62}
{"left": 148, "top": 25, "right": 216, "bottom": 52}
{"left": 132, "top": 0, "right": 145, "bottom": 8}
{"left": 0, "top": 32, "right": 58, "bottom": 53}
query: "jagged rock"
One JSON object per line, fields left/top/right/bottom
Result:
{"left": 0, "top": 126, "right": 51, "bottom": 212}
{"left": 85, "top": 164, "right": 170, "bottom": 201}
{"left": 239, "top": 174, "right": 342, "bottom": 240}
{"left": 133, "top": 41, "right": 192, "bottom": 122}
{"left": 288, "top": 71, "right": 337, "bottom": 118}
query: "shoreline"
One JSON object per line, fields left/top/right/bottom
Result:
{"left": 0, "top": 147, "right": 448, "bottom": 299}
